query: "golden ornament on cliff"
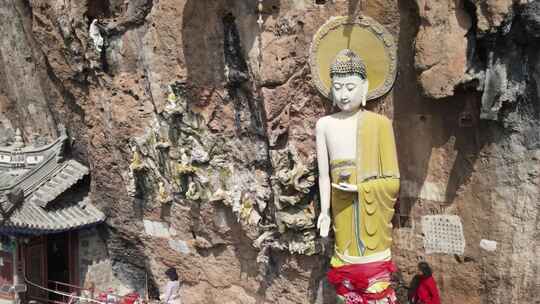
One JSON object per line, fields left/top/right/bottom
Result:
{"left": 309, "top": 15, "right": 397, "bottom": 101}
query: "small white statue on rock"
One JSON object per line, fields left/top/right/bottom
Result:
{"left": 89, "top": 19, "right": 104, "bottom": 53}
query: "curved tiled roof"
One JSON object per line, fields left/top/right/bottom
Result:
{"left": 29, "top": 160, "right": 89, "bottom": 208}
{"left": 0, "top": 131, "right": 105, "bottom": 235}
{"left": 0, "top": 195, "right": 105, "bottom": 235}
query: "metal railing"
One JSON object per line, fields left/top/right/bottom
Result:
{"left": 25, "top": 278, "right": 140, "bottom": 304}
{"left": 26, "top": 279, "right": 89, "bottom": 304}
{"left": 48, "top": 280, "right": 85, "bottom": 304}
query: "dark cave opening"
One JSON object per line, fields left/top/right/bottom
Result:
{"left": 86, "top": 0, "right": 112, "bottom": 24}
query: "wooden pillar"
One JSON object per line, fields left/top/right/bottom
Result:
{"left": 12, "top": 238, "right": 18, "bottom": 304}
{"left": 69, "top": 231, "right": 80, "bottom": 293}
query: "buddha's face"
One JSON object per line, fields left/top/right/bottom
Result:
{"left": 331, "top": 74, "right": 369, "bottom": 112}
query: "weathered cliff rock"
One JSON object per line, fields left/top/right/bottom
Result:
{"left": 467, "top": 1, "right": 540, "bottom": 122}
{"left": 470, "top": 0, "right": 516, "bottom": 33}
{"left": 414, "top": 0, "right": 472, "bottom": 99}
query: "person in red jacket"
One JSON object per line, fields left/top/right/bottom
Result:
{"left": 408, "top": 262, "right": 441, "bottom": 304}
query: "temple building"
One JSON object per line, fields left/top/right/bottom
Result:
{"left": 0, "top": 128, "right": 105, "bottom": 304}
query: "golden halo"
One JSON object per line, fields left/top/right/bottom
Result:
{"left": 309, "top": 16, "right": 397, "bottom": 101}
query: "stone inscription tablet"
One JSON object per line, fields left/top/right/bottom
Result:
{"left": 422, "top": 215, "right": 465, "bottom": 255}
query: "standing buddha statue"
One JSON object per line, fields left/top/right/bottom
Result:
{"left": 316, "top": 48, "right": 400, "bottom": 303}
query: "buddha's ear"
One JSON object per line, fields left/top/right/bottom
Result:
{"left": 330, "top": 84, "right": 337, "bottom": 107}
{"left": 361, "top": 79, "right": 369, "bottom": 106}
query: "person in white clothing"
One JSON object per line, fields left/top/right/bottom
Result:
{"left": 161, "top": 268, "right": 182, "bottom": 304}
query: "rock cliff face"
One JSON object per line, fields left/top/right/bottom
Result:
{"left": 0, "top": 0, "right": 538, "bottom": 303}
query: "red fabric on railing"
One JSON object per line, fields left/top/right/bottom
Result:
{"left": 327, "top": 260, "right": 397, "bottom": 304}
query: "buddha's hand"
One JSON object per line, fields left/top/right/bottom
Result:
{"left": 317, "top": 213, "right": 331, "bottom": 237}
{"left": 331, "top": 182, "right": 358, "bottom": 192}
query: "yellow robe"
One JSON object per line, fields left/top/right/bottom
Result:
{"left": 330, "top": 111, "right": 400, "bottom": 267}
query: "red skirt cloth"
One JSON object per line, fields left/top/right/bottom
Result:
{"left": 327, "top": 260, "right": 397, "bottom": 304}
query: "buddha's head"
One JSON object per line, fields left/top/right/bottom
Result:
{"left": 330, "top": 49, "right": 369, "bottom": 112}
